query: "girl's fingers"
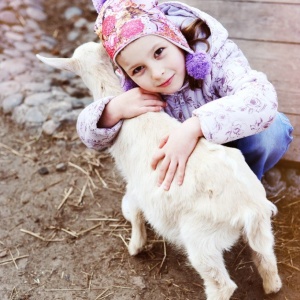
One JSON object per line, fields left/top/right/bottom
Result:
{"left": 161, "top": 160, "right": 178, "bottom": 191}
{"left": 157, "top": 157, "right": 170, "bottom": 186}
{"left": 151, "top": 150, "right": 165, "bottom": 170}
{"left": 176, "top": 160, "right": 186, "bottom": 186}
{"left": 140, "top": 89, "right": 162, "bottom": 99}
{"left": 142, "top": 99, "right": 166, "bottom": 108}
{"left": 139, "top": 106, "right": 163, "bottom": 115}
{"left": 158, "top": 135, "right": 169, "bottom": 148}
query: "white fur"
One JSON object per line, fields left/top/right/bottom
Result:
{"left": 37, "top": 42, "right": 282, "bottom": 300}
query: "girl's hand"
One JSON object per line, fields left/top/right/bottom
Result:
{"left": 151, "top": 117, "right": 203, "bottom": 191}
{"left": 98, "top": 88, "right": 166, "bottom": 128}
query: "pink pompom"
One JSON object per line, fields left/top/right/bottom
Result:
{"left": 185, "top": 52, "right": 211, "bottom": 80}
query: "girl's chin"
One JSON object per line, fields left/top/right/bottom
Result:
{"left": 160, "top": 82, "right": 185, "bottom": 95}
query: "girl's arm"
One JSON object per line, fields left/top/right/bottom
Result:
{"left": 193, "top": 40, "right": 278, "bottom": 145}
{"left": 76, "top": 96, "right": 122, "bottom": 150}
{"left": 76, "top": 88, "right": 166, "bottom": 150}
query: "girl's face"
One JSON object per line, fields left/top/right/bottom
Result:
{"left": 116, "top": 35, "right": 186, "bottom": 94}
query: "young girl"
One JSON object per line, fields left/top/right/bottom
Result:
{"left": 77, "top": 0, "right": 293, "bottom": 191}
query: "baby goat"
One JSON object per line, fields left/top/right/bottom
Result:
{"left": 37, "top": 42, "right": 282, "bottom": 300}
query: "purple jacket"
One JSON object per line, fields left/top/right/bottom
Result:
{"left": 76, "top": 1, "right": 277, "bottom": 150}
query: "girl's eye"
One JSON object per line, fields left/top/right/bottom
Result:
{"left": 132, "top": 66, "right": 144, "bottom": 75}
{"left": 154, "top": 47, "right": 164, "bottom": 58}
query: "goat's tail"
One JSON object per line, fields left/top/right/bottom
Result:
{"left": 242, "top": 200, "right": 277, "bottom": 253}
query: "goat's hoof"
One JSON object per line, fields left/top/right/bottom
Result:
{"left": 128, "top": 244, "right": 144, "bottom": 256}
{"left": 263, "top": 275, "right": 282, "bottom": 294}
{"left": 206, "top": 281, "right": 237, "bottom": 300}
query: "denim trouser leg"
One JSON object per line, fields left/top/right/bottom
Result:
{"left": 225, "top": 113, "right": 293, "bottom": 180}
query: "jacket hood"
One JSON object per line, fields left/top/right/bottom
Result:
{"left": 159, "top": 1, "right": 229, "bottom": 58}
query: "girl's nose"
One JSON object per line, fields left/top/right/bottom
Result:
{"left": 150, "top": 63, "right": 164, "bottom": 80}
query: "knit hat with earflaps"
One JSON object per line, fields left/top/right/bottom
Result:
{"left": 92, "top": 0, "right": 211, "bottom": 91}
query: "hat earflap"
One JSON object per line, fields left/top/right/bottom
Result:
{"left": 185, "top": 51, "right": 212, "bottom": 80}
{"left": 122, "top": 77, "right": 138, "bottom": 91}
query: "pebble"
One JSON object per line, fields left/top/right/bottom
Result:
{"left": 56, "top": 163, "right": 68, "bottom": 172}
{"left": 38, "top": 167, "right": 49, "bottom": 175}
{"left": 42, "top": 119, "right": 60, "bottom": 135}
{"left": 2, "top": 94, "right": 23, "bottom": 114}
{"left": 64, "top": 7, "right": 82, "bottom": 20}
{"left": 286, "top": 169, "right": 300, "bottom": 187}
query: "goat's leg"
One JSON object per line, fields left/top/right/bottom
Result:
{"left": 245, "top": 215, "right": 282, "bottom": 294}
{"left": 121, "top": 191, "right": 147, "bottom": 256}
{"left": 185, "top": 239, "right": 237, "bottom": 300}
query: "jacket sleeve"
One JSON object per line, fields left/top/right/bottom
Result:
{"left": 76, "top": 96, "right": 123, "bottom": 150}
{"left": 193, "top": 40, "right": 278, "bottom": 144}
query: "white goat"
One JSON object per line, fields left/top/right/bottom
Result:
{"left": 37, "top": 42, "right": 282, "bottom": 300}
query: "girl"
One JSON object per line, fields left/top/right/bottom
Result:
{"left": 77, "top": 0, "right": 293, "bottom": 191}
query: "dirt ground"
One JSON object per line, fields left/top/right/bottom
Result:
{"left": 1, "top": 1, "right": 300, "bottom": 299}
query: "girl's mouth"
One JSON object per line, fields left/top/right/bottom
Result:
{"left": 158, "top": 75, "right": 174, "bottom": 87}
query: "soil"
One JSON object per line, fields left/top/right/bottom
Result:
{"left": 0, "top": 1, "right": 299, "bottom": 299}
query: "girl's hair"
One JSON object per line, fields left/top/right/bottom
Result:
{"left": 181, "top": 18, "right": 211, "bottom": 90}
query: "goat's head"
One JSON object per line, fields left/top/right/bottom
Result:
{"left": 36, "top": 42, "right": 122, "bottom": 100}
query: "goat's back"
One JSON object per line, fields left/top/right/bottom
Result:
{"left": 110, "top": 112, "right": 273, "bottom": 237}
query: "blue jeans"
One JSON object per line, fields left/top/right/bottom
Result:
{"left": 224, "top": 112, "right": 294, "bottom": 180}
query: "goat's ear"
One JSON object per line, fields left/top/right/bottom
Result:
{"left": 36, "top": 54, "right": 79, "bottom": 75}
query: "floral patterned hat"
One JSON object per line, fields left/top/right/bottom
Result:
{"left": 92, "top": 0, "right": 211, "bottom": 90}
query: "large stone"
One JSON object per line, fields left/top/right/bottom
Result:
{"left": 24, "top": 93, "right": 53, "bottom": 106}
{"left": 2, "top": 94, "right": 23, "bottom": 114}
{"left": 0, "top": 81, "right": 21, "bottom": 100}
{"left": 25, "top": 106, "right": 47, "bottom": 123}
{"left": 0, "top": 11, "right": 18, "bottom": 24}
{"left": 26, "top": 7, "right": 47, "bottom": 21}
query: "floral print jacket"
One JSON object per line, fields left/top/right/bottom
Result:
{"left": 76, "top": 1, "right": 278, "bottom": 150}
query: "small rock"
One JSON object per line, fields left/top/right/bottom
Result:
{"left": 22, "top": 82, "right": 51, "bottom": 93}
{"left": 74, "top": 18, "right": 87, "bottom": 28}
{"left": 25, "top": 106, "right": 47, "bottom": 124}
{"left": 12, "top": 104, "right": 29, "bottom": 124}
{"left": 26, "top": 7, "right": 47, "bottom": 21}
{"left": 0, "top": 81, "right": 21, "bottom": 99}
{"left": 24, "top": 92, "right": 53, "bottom": 106}
{"left": 56, "top": 163, "right": 67, "bottom": 172}
{"left": 286, "top": 169, "right": 300, "bottom": 187}
{"left": 67, "top": 30, "right": 80, "bottom": 42}
{"left": 130, "top": 276, "right": 146, "bottom": 290}
{"left": 263, "top": 167, "right": 282, "bottom": 187}
{"left": 5, "top": 31, "right": 24, "bottom": 41}
{"left": 2, "top": 94, "right": 23, "bottom": 114}
{"left": 1, "top": 58, "right": 28, "bottom": 76}
{"left": 0, "top": 249, "right": 7, "bottom": 258}
{"left": 42, "top": 119, "right": 61, "bottom": 135}
{"left": 38, "top": 167, "right": 49, "bottom": 175}
{"left": 64, "top": 7, "right": 82, "bottom": 20}
{"left": 71, "top": 99, "right": 85, "bottom": 109}
{"left": 0, "top": 11, "right": 18, "bottom": 24}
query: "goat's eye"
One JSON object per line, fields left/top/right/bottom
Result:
{"left": 132, "top": 66, "right": 144, "bottom": 75}
{"left": 154, "top": 47, "right": 164, "bottom": 58}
